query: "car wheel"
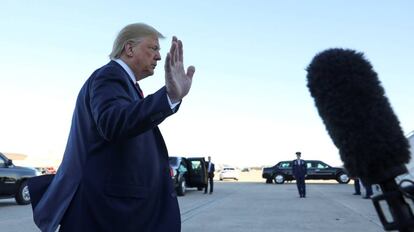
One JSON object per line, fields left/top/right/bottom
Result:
{"left": 337, "top": 173, "right": 350, "bottom": 184}
{"left": 197, "top": 187, "right": 203, "bottom": 191}
{"left": 274, "top": 174, "right": 285, "bottom": 184}
{"left": 219, "top": 178, "right": 223, "bottom": 181}
{"left": 177, "top": 178, "right": 186, "bottom": 196}
{"left": 15, "top": 180, "right": 31, "bottom": 205}
{"left": 234, "top": 178, "right": 238, "bottom": 181}
{"left": 266, "top": 178, "right": 273, "bottom": 184}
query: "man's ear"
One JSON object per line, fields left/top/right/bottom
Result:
{"left": 125, "top": 42, "right": 134, "bottom": 57}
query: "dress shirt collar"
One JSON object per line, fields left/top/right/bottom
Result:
{"left": 113, "top": 58, "right": 179, "bottom": 108}
{"left": 113, "top": 59, "right": 137, "bottom": 84}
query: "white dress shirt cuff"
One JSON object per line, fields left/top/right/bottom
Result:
{"left": 167, "top": 95, "right": 180, "bottom": 110}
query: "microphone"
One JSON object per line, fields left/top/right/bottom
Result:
{"left": 306, "top": 48, "right": 414, "bottom": 231}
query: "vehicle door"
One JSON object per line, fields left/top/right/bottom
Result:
{"left": 0, "top": 155, "right": 18, "bottom": 194}
{"left": 178, "top": 159, "right": 188, "bottom": 183}
{"left": 277, "top": 161, "right": 293, "bottom": 178}
{"left": 186, "top": 158, "right": 207, "bottom": 187}
{"left": 313, "top": 161, "right": 335, "bottom": 179}
{"left": 305, "top": 161, "right": 317, "bottom": 179}
{"left": 0, "top": 156, "right": 6, "bottom": 194}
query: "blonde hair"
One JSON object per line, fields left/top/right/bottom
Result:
{"left": 109, "top": 23, "right": 164, "bottom": 59}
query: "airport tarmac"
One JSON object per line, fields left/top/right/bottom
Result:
{"left": 180, "top": 181, "right": 383, "bottom": 232}
{"left": 0, "top": 180, "right": 386, "bottom": 232}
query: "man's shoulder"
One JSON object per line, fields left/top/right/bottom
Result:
{"left": 95, "top": 60, "right": 126, "bottom": 76}
{"left": 87, "top": 61, "right": 129, "bottom": 84}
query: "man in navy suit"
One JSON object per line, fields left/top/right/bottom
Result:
{"left": 28, "top": 23, "right": 195, "bottom": 232}
{"left": 292, "top": 152, "right": 307, "bottom": 198}
{"left": 204, "top": 156, "right": 215, "bottom": 194}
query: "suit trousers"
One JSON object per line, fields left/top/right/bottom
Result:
{"left": 354, "top": 178, "right": 361, "bottom": 194}
{"left": 295, "top": 177, "right": 306, "bottom": 197}
{"left": 205, "top": 176, "right": 214, "bottom": 193}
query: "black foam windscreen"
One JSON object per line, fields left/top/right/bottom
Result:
{"left": 306, "top": 48, "right": 410, "bottom": 184}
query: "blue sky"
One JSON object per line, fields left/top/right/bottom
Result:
{"left": 1, "top": 1, "right": 413, "bottom": 167}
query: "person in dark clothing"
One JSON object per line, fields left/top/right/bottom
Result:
{"left": 353, "top": 178, "right": 361, "bottom": 195}
{"left": 352, "top": 177, "right": 373, "bottom": 199}
{"left": 361, "top": 180, "right": 373, "bottom": 199}
{"left": 28, "top": 23, "right": 196, "bottom": 232}
{"left": 205, "top": 156, "right": 215, "bottom": 194}
{"left": 292, "top": 152, "right": 307, "bottom": 198}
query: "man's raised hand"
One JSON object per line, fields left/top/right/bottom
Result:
{"left": 165, "top": 36, "right": 195, "bottom": 103}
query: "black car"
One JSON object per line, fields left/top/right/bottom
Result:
{"left": 169, "top": 156, "right": 207, "bottom": 196}
{"left": 0, "top": 152, "right": 39, "bottom": 204}
{"left": 262, "top": 160, "right": 350, "bottom": 184}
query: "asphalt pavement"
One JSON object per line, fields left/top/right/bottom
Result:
{"left": 0, "top": 181, "right": 386, "bottom": 232}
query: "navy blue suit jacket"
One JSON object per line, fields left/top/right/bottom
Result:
{"left": 206, "top": 162, "right": 215, "bottom": 178}
{"left": 292, "top": 159, "right": 307, "bottom": 179}
{"left": 29, "top": 61, "right": 180, "bottom": 232}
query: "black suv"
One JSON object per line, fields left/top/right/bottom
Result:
{"left": 262, "top": 160, "right": 350, "bottom": 184}
{"left": 0, "top": 152, "right": 39, "bottom": 204}
{"left": 169, "top": 156, "right": 207, "bottom": 196}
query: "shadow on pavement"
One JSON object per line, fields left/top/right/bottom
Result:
{"left": 0, "top": 200, "right": 19, "bottom": 207}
